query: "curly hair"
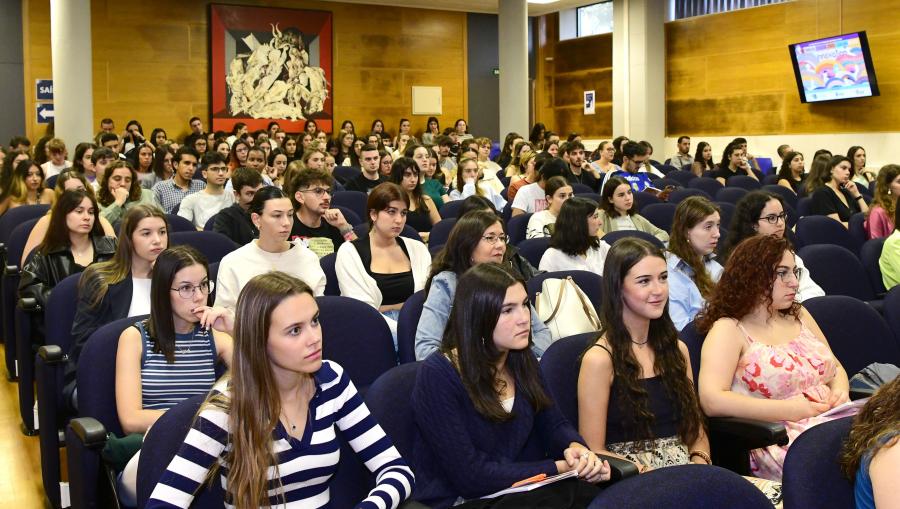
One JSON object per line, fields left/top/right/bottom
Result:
{"left": 869, "top": 164, "right": 900, "bottom": 224}
{"left": 696, "top": 235, "right": 801, "bottom": 333}
{"left": 98, "top": 160, "right": 143, "bottom": 207}
{"left": 719, "top": 191, "right": 784, "bottom": 263}
{"left": 588, "top": 238, "right": 705, "bottom": 446}
{"left": 668, "top": 196, "right": 720, "bottom": 299}
{"left": 840, "top": 377, "right": 900, "bottom": 478}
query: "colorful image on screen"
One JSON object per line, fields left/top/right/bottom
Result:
{"left": 793, "top": 33, "right": 874, "bottom": 102}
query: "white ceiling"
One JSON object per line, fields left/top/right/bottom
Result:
{"left": 322, "top": 0, "right": 601, "bottom": 16}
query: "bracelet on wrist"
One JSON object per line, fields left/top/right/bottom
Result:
{"left": 689, "top": 450, "right": 712, "bottom": 465}
{"left": 856, "top": 195, "right": 865, "bottom": 200}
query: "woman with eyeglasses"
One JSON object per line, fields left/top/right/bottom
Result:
{"left": 336, "top": 183, "right": 431, "bottom": 345}
{"left": 721, "top": 191, "right": 824, "bottom": 300}
{"left": 114, "top": 245, "right": 233, "bottom": 506}
{"left": 697, "top": 235, "right": 855, "bottom": 481}
{"left": 539, "top": 197, "right": 611, "bottom": 274}
{"left": 415, "top": 210, "right": 552, "bottom": 361}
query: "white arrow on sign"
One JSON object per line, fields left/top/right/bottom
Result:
{"left": 39, "top": 108, "right": 55, "bottom": 120}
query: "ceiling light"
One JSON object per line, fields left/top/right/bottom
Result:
{"left": 528, "top": 0, "right": 559, "bottom": 4}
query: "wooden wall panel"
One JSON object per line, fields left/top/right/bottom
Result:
{"left": 22, "top": 0, "right": 467, "bottom": 142}
{"left": 666, "top": 0, "right": 900, "bottom": 136}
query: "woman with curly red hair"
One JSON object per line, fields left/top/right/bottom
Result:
{"left": 697, "top": 235, "right": 855, "bottom": 481}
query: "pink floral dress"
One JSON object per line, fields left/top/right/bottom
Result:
{"left": 730, "top": 322, "right": 859, "bottom": 480}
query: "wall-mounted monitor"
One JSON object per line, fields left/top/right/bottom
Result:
{"left": 788, "top": 31, "right": 879, "bottom": 103}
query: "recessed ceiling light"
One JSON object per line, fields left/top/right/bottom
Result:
{"left": 528, "top": 0, "right": 559, "bottom": 4}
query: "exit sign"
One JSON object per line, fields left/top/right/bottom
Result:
{"left": 36, "top": 79, "right": 53, "bottom": 101}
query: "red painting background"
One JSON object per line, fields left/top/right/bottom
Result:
{"left": 210, "top": 4, "right": 333, "bottom": 134}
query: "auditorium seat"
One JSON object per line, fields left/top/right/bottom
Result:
{"left": 782, "top": 416, "right": 854, "bottom": 509}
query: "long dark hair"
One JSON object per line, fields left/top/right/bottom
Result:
{"left": 591, "top": 238, "right": 704, "bottom": 446}
{"left": 776, "top": 151, "right": 804, "bottom": 184}
{"left": 98, "top": 160, "right": 143, "bottom": 206}
{"left": 549, "top": 197, "right": 600, "bottom": 256}
{"left": 40, "top": 189, "right": 105, "bottom": 254}
{"left": 427, "top": 210, "right": 503, "bottom": 292}
{"left": 600, "top": 176, "right": 636, "bottom": 217}
{"left": 720, "top": 191, "right": 784, "bottom": 262}
{"left": 389, "top": 157, "right": 427, "bottom": 212}
{"left": 717, "top": 142, "right": 742, "bottom": 172}
{"left": 693, "top": 141, "right": 714, "bottom": 170}
{"left": 72, "top": 143, "right": 97, "bottom": 174}
{"left": 147, "top": 245, "right": 209, "bottom": 363}
{"left": 441, "top": 263, "right": 551, "bottom": 421}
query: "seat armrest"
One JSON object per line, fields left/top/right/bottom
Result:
{"left": 69, "top": 417, "right": 108, "bottom": 449}
{"left": 850, "top": 387, "right": 876, "bottom": 400}
{"left": 709, "top": 416, "right": 788, "bottom": 448}
{"left": 38, "top": 345, "right": 65, "bottom": 363}
{"left": 18, "top": 297, "right": 39, "bottom": 312}
{"left": 597, "top": 454, "right": 639, "bottom": 481}
{"left": 5, "top": 264, "right": 18, "bottom": 277}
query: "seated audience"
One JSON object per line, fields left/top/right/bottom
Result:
{"left": 114, "top": 245, "right": 233, "bottom": 506}
{"left": 212, "top": 167, "right": 263, "bottom": 245}
{"left": 720, "top": 191, "right": 824, "bottom": 300}
{"left": 589, "top": 140, "right": 621, "bottom": 176}
{"left": 152, "top": 147, "right": 205, "bottom": 214}
{"left": 176, "top": 152, "right": 233, "bottom": 229}
{"left": 142, "top": 145, "right": 174, "bottom": 190}
{"left": 667, "top": 196, "right": 722, "bottom": 331}
{"left": 345, "top": 144, "right": 386, "bottom": 194}
{"left": 776, "top": 151, "right": 806, "bottom": 195}
{"left": 215, "top": 186, "right": 325, "bottom": 311}
{"left": 506, "top": 151, "right": 539, "bottom": 202}
{"left": 289, "top": 167, "right": 356, "bottom": 257}
{"left": 448, "top": 157, "right": 506, "bottom": 211}
{"left": 407, "top": 144, "right": 448, "bottom": 209}
{"left": 864, "top": 164, "right": 899, "bottom": 239}
{"left": 415, "top": 210, "right": 552, "bottom": 360}
{"left": 132, "top": 143, "right": 156, "bottom": 188}
{"left": 67, "top": 205, "right": 169, "bottom": 406}
{"left": 600, "top": 141, "right": 655, "bottom": 193}
{"left": 669, "top": 136, "right": 694, "bottom": 169}
{"left": 526, "top": 176, "right": 572, "bottom": 239}
{"left": 713, "top": 142, "right": 759, "bottom": 185}
{"left": 146, "top": 272, "right": 414, "bottom": 508}
{"left": 848, "top": 145, "right": 876, "bottom": 187}
{"left": 89, "top": 147, "right": 116, "bottom": 189}
{"left": 0, "top": 159, "right": 55, "bottom": 214}
{"left": 808, "top": 155, "right": 868, "bottom": 227}
{"left": 458, "top": 196, "right": 541, "bottom": 280}
{"left": 511, "top": 158, "right": 568, "bottom": 216}
{"left": 598, "top": 176, "right": 669, "bottom": 244}
{"left": 475, "top": 136, "right": 503, "bottom": 181}
{"left": 539, "top": 197, "right": 611, "bottom": 273}
{"left": 411, "top": 263, "right": 609, "bottom": 508}
{"left": 266, "top": 148, "right": 289, "bottom": 188}
{"left": 504, "top": 140, "right": 534, "bottom": 179}
{"left": 388, "top": 157, "right": 440, "bottom": 241}
{"left": 563, "top": 140, "right": 601, "bottom": 191}
{"left": 41, "top": 138, "right": 73, "bottom": 178}
{"left": 879, "top": 205, "right": 900, "bottom": 290}
{"left": 697, "top": 235, "right": 854, "bottom": 481}
{"left": 692, "top": 141, "right": 714, "bottom": 177}
{"left": 1, "top": 149, "right": 31, "bottom": 196}
{"left": 335, "top": 182, "right": 431, "bottom": 341}
{"left": 98, "top": 160, "right": 159, "bottom": 226}
{"left": 495, "top": 132, "right": 522, "bottom": 169}
{"left": 840, "top": 377, "right": 900, "bottom": 509}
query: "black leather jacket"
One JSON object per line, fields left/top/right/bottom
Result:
{"left": 18, "top": 235, "right": 118, "bottom": 310}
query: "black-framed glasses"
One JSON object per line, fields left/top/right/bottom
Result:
{"left": 482, "top": 234, "right": 509, "bottom": 245}
{"left": 759, "top": 212, "right": 788, "bottom": 224}
{"left": 775, "top": 267, "right": 802, "bottom": 283}
{"left": 299, "top": 187, "right": 332, "bottom": 197}
{"left": 171, "top": 280, "right": 214, "bottom": 299}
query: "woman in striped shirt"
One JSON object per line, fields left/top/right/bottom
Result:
{"left": 146, "top": 271, "right": 415, "bottom": 508}
{"left": 115, "top": 245, "right": 234, "bottom": 506}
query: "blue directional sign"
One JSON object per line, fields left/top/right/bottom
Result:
{"left": 36, "top": 79, "right": 53, "bottom": 101}
{"left": 36, "top": 103, "right": 55, "bottom": 124}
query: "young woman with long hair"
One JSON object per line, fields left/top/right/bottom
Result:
{"left": 539, "top": 197, "right": 611, "bottom": 273}
{"left": 132, "top": 144, "right": 155, "bottom": 188}
{"left": 0, "top": 159, "right": 55, "bottom": 214}
{"left": 421, "top": 116, "right": 440, "bottom": 146}
{"left": 720, "top": 191, "right": 824, "bottom": 300}
{"left": 97, "top": 160, "right": 159, "bottom": 226}
{"left": 713, "top": 142, "right": 758, "bottom": 185}
{"left": 847, "top": 145, "right": 875, "bottom": 186}
{"left": 666, "top": 196, "right": 722, "bottom": 331}
{"left": 407, "top": 144, "right": 448, "bottom": 210}
{"left": 336, "top": 131, "right": 356, "bottom": 167}
{"left": 505, "top": 151, "right": 538, "bottom": 203}
{"left": 145, "top": 145, "right": 175, "bottom": 190}
{"left": 71, "top": 142, "right": 97, "bottom": 177}
{"left": 691, "top": 141, "right": 714, "bottom": 177}
{"left": 393, "top": 118, "right": 412, "bottom": 148}
{"left": 146, "top": 271, "right": 414, "bottom": 508}
{"left": 841, "top": 377, "right": 900, "bottom": 508}
{"left": 864, "top": 164, "right": 900, "bottom": 239}
{"left": 598, "top": 176, "right": 669, "bottom": 244}
{"left": 494, "top": 132, "right": 523, "bottom": 169}
{"left": 387, "top": 158, "right": 440, "bottom": 240}
{"left": 808, "top": 155, "right": 869, "bottom": 228}
{"left": 412, "top": 263, "right": 609, "bottom": 508}
{"left": 589, "top": 140, "right": 621, "bottom": 176}
{"left": 115, "top": 245, "right": 233, "bottom": 506}
{"left": 525, "top": 176, "right": 572, "bottom": 239}
{"left": 505, "top": 141, "right": 535, "bottom": 179}
{"left": 776, "top": 151, "right": 806, "bottom": 195}
{"left": 449, "top": 157, "right": 507, "bottom": 211}
{"left": 415, "top": 210, "right": 552, "bottom": 361}
{"left": 697, "top": 235, "right": 855, "bottom": 480}
{"left": 335, "top": 182, "right": 431, "bottom": 343}
{"left": 66, "top": 205, "right": 169, "bottom": 405}
{"left": 228, "top": 139, "right": 250, "bottom": 171}
{"left": 578, "top": 238, "right": 708, "bottom": 472}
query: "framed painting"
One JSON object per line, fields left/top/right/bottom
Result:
{"left": 210, "top": 4, "right": 333, "bottom": 134}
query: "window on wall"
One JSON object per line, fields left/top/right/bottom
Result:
{"left": 673, "top": 0, "right": 789, "bottom": 20}
{"left": 576, "top": 2, "right": 613, "bottom": 37}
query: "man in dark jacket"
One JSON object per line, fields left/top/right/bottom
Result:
{"left": 212, "top": 167, "right": 263, "bottom": 245}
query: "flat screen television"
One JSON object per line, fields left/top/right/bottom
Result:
{"left": 788, "top": 31, "right": 879, "bottom": 103}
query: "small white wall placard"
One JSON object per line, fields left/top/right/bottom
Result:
{"left": 584, "top": 90, "right": 596, "bottom": 115}
{"left": 412, "top": 86, "right": 442, "bottom": 115}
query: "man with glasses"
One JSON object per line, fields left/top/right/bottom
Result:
{"left": 346, "top": 144, "right": 386, "bottom": 194}
{"left": 178, "top": 152, "right": 235, "bottom": 229}
{"left": 601, "top": 141, "right": 654, "bottom": 192}
{"left": 290, "top": 167, "right": 357, "bottom": 257}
